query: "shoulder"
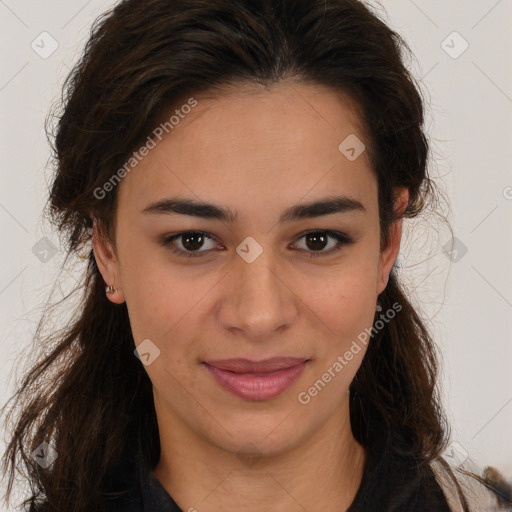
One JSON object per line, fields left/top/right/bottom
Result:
{"left": 430, "top": 458, "right": 510, "bottom": 512}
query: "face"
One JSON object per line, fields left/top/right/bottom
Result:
{"left": 93, "top": 81, "right": 407, "bottom": 458}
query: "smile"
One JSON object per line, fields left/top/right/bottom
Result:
{"left": 202, "top": 358, "right": 309, "bottom": 400}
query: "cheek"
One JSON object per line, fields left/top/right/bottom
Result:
{"left": 295, "top": 266, "right": 379, "bottom": 404}
{"left": 299, "top": 257, "right": 379, "bottom": 340}
{"left": 122, "top": 264, "right": 209, "bottom": 393}
{"left": 122, "top": 265, "right": 215, "bottom": 345}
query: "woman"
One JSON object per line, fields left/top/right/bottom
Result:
{"left": 1, "top": 0, "right": 509, "bottom": 511}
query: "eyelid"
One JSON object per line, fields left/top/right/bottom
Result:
{"left": 290, "top": 230, "right": 354, "bottom": 257}
{"left": 160, "top": 231, "right": 223, "bottom": 258}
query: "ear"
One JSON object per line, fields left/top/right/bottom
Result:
{"left": 376, "top": 187, "right": 409, "bottom": 295}
{"left": 92, "top": 219, "right": 126, "bottom": 304}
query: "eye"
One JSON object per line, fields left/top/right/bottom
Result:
{"left": 291, "top": 230, "right": 354, "bottom": 257}
{"left": 161, "top": 231, "right": 222, "bottom": 258}
{"left": 161, "top": 229, "right": 354, "bottom": 259}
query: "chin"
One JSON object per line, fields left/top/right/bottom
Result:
{"left": 208, "top": 412, "right": 308, "bottom": 460}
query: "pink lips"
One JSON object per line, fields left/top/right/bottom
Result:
{"left": 202, "top": 357, "right": 308, "bottom": 400}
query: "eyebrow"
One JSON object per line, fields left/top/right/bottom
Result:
{"left": 141, "top": 196, "right": 366, "bottom": 223}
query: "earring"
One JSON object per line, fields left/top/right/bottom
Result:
{"left": 105, "top": 285, "right": 116, "bottom": 295}
{"left": 376, "top": 300, "right": 382, "bottom": 312}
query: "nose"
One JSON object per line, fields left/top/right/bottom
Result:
{"left": 217, "top": 252, "right": 298, "bottom": 341}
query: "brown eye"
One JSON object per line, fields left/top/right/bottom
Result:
{"left": 293, "top": 230, "right": 354, "bottom": 257}
{"left": 181, "top": 232, "right": 206, "bottom": 251}
{"left": 161, "top": 231, "right": 220, "bottom": 258}
{"left": 305, "top": 232, "right": 329, "bottom": 251}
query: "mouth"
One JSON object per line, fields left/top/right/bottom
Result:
{"left": 202, "top": 357, "right": 309, "bottom": 400}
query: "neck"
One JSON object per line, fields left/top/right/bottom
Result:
{"left": 153, "top": 397, "right": 367, "bottom": 512}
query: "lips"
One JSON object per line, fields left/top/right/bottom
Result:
{"left": 202, "top": 357, "right": 309, "bottom": 400}
{"left": 203, "top": 357, "right": 308, "bottom": 374}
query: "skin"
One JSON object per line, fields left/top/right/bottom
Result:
{"left": 93, "top": 80, "right": 408, "bottom": 512}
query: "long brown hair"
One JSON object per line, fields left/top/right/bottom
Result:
{"left": 1, "top": 0, "right": 461, "bottom": 510}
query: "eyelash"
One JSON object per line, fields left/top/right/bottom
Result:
{"left": 160, "top": 230, "right": 354, "bottom": 259}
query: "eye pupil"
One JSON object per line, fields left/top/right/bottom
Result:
{"left": 182, "top": 232, "right": 204, "bottom": 251}
{"left": 306, "top": 232, "right": 328, "bottom": 251}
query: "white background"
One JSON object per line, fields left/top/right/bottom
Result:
{"left": 1, "top": 0, "right": 511, "bottom": 508}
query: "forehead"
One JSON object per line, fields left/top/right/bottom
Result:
{"left": 116, "top": 81, "right": 377, "bottom": 221}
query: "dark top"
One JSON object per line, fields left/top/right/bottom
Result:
{"left": 103, "top": 423, "right": 452, "bottom": 512}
